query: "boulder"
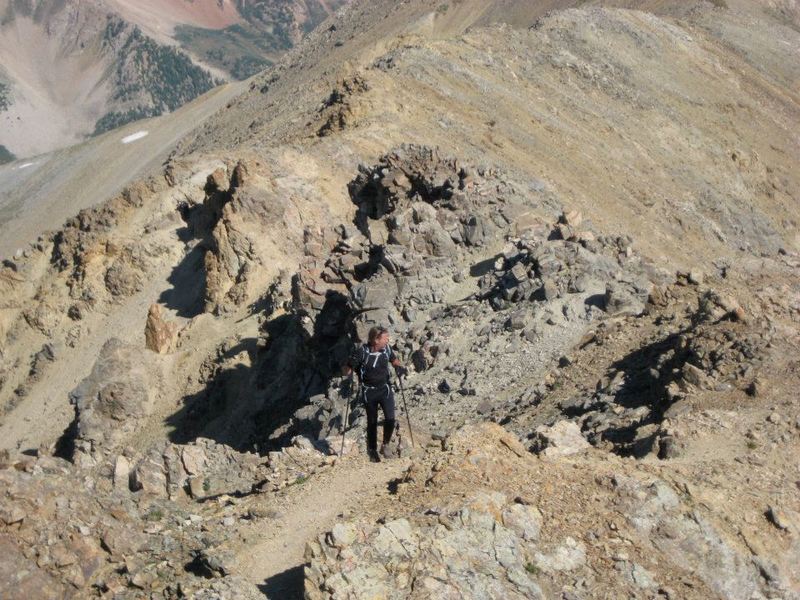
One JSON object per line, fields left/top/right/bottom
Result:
{"left": 604, "top": 282, "right": 646, "bottom": 316}
{"left": 104, "top": 245, "right": 146, "bottom": 297}
{"left": 681, "top": 363, "right": 713, "bottom": 390}
{"left": 305, "top": 492, "right": 544, "bottom": 600}
{"left": 534, "top": 537, "right": 586, "bottom": 572}
{"left": 69, "top": 339, "right": 160, "bottom": 458}
{"left": 130, "top": 457, "right": 168, "bottom": 497}
{"left": 181, "top": 446, "right": 208, "bottom": 477}
{"left": 531, "top": 421, "right": 591, "bottom": 457}
{"left": 113, "top": 455, "right": 131, "bottom": 490}
{"left": 188, "top": 476, "right": 207, "bottom": 499}
{"left": 463, "top": 214, "right": 488, "bottom": 246}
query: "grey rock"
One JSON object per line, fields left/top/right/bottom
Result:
{"left": 68, "top": 339, "right": 160, "bottom": 458}
{"left": 604, "top": 282, "right": 646, "bottom": 316}
{"left": 476, "top": 400, "right": 493, "bottom": 415}
{"left": 305, "top": 492, "right": 543, "bottom": 600}
{"left": 534, "top": 537, "right": 586, "bottom": 572}
{"left": 113, "top": 455, "right": 132, "bottom": 490}
{"left": 506, "top": 311, "right": 528, "bottom": 331}
{"left": 615, "top": 475, "right": 762, "bottom": 600}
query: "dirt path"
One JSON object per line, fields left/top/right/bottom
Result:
{"left": 238, "top": 455, "right": 409, "bottom": 599}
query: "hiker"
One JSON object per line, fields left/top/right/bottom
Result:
{"left": 342, "top": 326, "right": 408, "bottom": 463}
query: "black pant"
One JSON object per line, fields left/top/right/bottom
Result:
{"left": 362, "top": 384, "right": 396, "bottom": 452}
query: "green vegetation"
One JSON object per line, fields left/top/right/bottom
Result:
{"left": 102, "top": 15, "right": 127, "bottom": 45}
{"left": 524, "top": 563, "right": 541, "bottom": 576}
{"left": 175, "top": 23, "right": 275, "bottom": 81}
{"left": 175, "top": 1, "right": 345, "bottom": 81}
{"left": 231, "top": 55, "right": 271, "bottom": 81}
{"left": 93, "top": 107, "right": 157, "bottom": 136}
{"left": 94, "top": 25, "right": 216, "bottom": 134}
{"left": 144, "top": 508, "right": 164, "bottom": 522}
{"left": 291, "top": 474, "right": 309, "bottom": 486}
{"left": 238, "top": 4, "right": 297, "bottom": 49}
{"left": 90, "top": 1, "right": 346, "bottom": 132}
{"left": 1, "top": 0, "right": 67, "bottom": 26}
{"left": 0, "top": 82, "right": 11, "bottom": 112}
{"left": 115, "top": 27, "right": 216, "bottom": 109}
{"left": 0, "top": 145, "right": 16, "bottom": 165}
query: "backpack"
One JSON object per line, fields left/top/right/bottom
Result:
{"left": 351, "top": 343, "right": 395, "bottom": 387}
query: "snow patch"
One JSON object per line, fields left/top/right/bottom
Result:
{"left": 16, "top": 162, "right": 35, "bottom": 170}
{"left": 121, "top": 131, "right": 149, "bottom": 144}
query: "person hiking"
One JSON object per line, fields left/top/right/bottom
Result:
{"left": 342, "top": 326, "right": 408, "bottom": 463}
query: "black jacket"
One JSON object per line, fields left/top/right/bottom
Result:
{"left": 349, "top": 344, "right": 396, "bottom": 387}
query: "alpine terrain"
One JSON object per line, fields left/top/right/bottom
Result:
{"left": 0, "top": 0, "right": 349, "bottom": 158}
{"left": 0, "top": 0, "right": 799, "bottom": 599}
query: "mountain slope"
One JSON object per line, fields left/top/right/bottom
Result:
{"left": 0, "top": 80, "right": 245, "bottom": 260}
{"left": 0, "top": 0, "right": 798, "bottom": 598}
{"left": 0, "top": 0, "right": 348, "bottom": 158}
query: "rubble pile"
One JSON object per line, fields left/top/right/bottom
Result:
{"left": 0, "top": 450, "right": 263, "bottom": 599}
{"left": 517, "top": 283, "right": 775, "bottom": 458}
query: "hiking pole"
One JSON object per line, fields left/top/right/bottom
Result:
{"left": 340, "top": 374, "right": 355, "bottom": 457}
{"left": 396, "top": 373, "right": 415, "bottom": 448}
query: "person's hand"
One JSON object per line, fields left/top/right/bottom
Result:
{"left": 395, "top": 365, "right": 408, "bottom": 378}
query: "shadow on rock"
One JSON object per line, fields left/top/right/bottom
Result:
{"left": 165, "top": 291, "right": 355, "bottom": 453}
{"left": 587, "top": 328, "right": 691, "bottom": 457}
{"left": 158, "top": 238, "right": 207, "bottom": 318}
{"left": 258, "top": 565, "right": 305, "bottom": 600}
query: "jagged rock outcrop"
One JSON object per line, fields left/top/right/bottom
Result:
{"left": 144, "top": 303, "right": 180, "bottom": 354}
{"left": 183, "top": 160, "right": 315, "bottom": 316}
{"left": 478, "top": 211, "right": 658, "bottom": 314}
{"left": 0, "top": 449, "right": 266, "bottom": 599}
{"left": 293, "top": 144, "right": 538, "bottom": 339}
{"left": 516, "top": 281, "right": 776, "bottom": 459}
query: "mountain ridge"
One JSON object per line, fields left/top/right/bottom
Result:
{"left": 0, "top": 0, "right": 798, "bottom": 598}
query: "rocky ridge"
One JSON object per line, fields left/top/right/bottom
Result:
{"left": 0, "top": 138, "right": 797, "bottom": 598}
{"left": 307, "top": 422, "right": 800, "bottom": 599}
{"left": 0, "top": 0, "right": 349, "bottom": 157}
{"left": 0, "top": 0, "right": 799, "bottom": 598}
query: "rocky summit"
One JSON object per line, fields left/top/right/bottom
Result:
{"left": 0, "top": 0, "right": 799, "bottom": 599}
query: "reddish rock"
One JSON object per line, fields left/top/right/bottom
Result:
{"left": 144, "top": 304, "right": 179, "bottom": 354}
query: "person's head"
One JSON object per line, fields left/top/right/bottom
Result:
{"left": 368, "top": 326, "right": 390, "bottom": 350}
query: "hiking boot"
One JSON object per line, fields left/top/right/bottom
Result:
{"left": 368, "top": 449, "right": 381, "bottom": 463}
{"left": 380, "top": 444, "right": 393, "bottom": 460}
